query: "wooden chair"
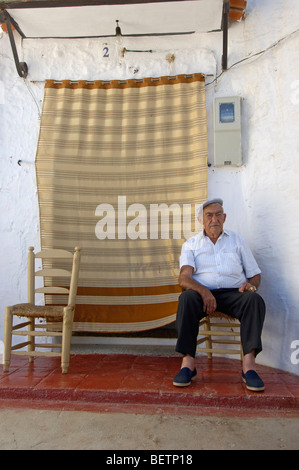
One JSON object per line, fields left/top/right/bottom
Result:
{"left": 3, "top": 246, "right": 81, "bottom": 374}
{"left": 197, "top": 311, "right": 243, "bottom": 360}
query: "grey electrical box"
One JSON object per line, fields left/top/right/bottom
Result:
{"left": 213, "top": 96, "right": 242, "bottom": 167}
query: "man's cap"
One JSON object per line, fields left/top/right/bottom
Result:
{"left": 196, "top": 198, "right": 223, "bottom": 216}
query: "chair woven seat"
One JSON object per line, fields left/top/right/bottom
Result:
{"left": 208, "top": 311, "right": 235, "bottom": 321}
{"left": 11, "top": 303, "right": 68, "bottom": 320}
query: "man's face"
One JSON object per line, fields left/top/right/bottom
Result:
{"left": 203, "top": 203, "right": 226, "bottom": 240}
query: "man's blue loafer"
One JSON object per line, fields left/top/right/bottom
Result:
{"left": 242, "top": 370, "right": 264, "bottom": 391}
{"left": 173, "top": 367, "right": 197, "bottom": 387}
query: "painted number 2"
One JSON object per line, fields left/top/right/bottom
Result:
{"left": 103, "top": 46, "right": 109, "bottom": 58}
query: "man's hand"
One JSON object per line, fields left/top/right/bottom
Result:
{"left": 201, "top": 288, "right": 217, "bottom": 315}
{"left": 238, "top": 274, "right": 261, "bottom": 293}
{"left": 239, "top": 282, "right": 256, "bottom": 293}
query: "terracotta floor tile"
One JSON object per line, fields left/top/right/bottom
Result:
{"left": 76, "top": 374, "right": 124, "bottom": 391}
{"left": 99, "top": 362, "right": 132, "bottom": 373}
{"left": 35, "top": 371, "right": 86, "bottom": 390}
{"left": 101, "top": 354, "right": 136, "bottom": 364}
{"left": 0, "top": 374, "right": 43, "bottom": 389}
{"left": 201, "top": 370, "right": 241, "bottom": 384}
{"left": 23, "top": 357, "right": 60, "bottom": 369}
{"left": 68, "top": 357, "right": 102, "bottom": 373}
{"left": 120, "top": 372, "right": 165, "bottom": 392}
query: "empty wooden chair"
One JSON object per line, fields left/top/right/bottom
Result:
{"left": 197, "top": 311, "right": 243, "bottom": 360}
{"left": 3, "top": 246, "right": 81, "bottom": 374}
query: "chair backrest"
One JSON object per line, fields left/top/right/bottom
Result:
{"left": 27, "top": 247, "right": 81, "bottom": 307}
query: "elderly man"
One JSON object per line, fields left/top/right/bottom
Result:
{"left": 173, "top": 198, "right": 266, "bottom": 391}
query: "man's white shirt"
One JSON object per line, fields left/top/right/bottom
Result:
{"left": 180, "top": 230, "right": 261, "bottom": 290}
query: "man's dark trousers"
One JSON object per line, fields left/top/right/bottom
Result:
{"left": 175, "top": 288, "right": 266, "bottom": 358}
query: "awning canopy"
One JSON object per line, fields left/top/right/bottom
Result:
{"left": 0, "top": 0, "right": 225, "bottom": 38}
{"left": 0, "top": 1, "right": 247, "bottom": 77}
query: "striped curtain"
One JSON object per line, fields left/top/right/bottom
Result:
{"left": 35, "top": 74, "right": 208, "bottom": 333}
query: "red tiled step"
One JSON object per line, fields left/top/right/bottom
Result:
{"left": 0, "top": 354, "right": 298, "bottom": 413}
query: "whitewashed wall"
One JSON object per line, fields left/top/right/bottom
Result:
{"left": 0, "top": 0, "right": 298, "bottom": 374}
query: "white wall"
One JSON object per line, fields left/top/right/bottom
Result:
{"left": 1, "top": 0, "right": 298, "bottom": 374}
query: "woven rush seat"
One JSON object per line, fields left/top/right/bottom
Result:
{"left": 208, "top": 311, "right": 234, "bottom": 321}
{"left": 10, "top": 303, "right": 73, "bottom": 320}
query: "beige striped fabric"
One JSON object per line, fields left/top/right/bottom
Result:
{"left": 35, "top": 74, "right": 208, "bottom": 332}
